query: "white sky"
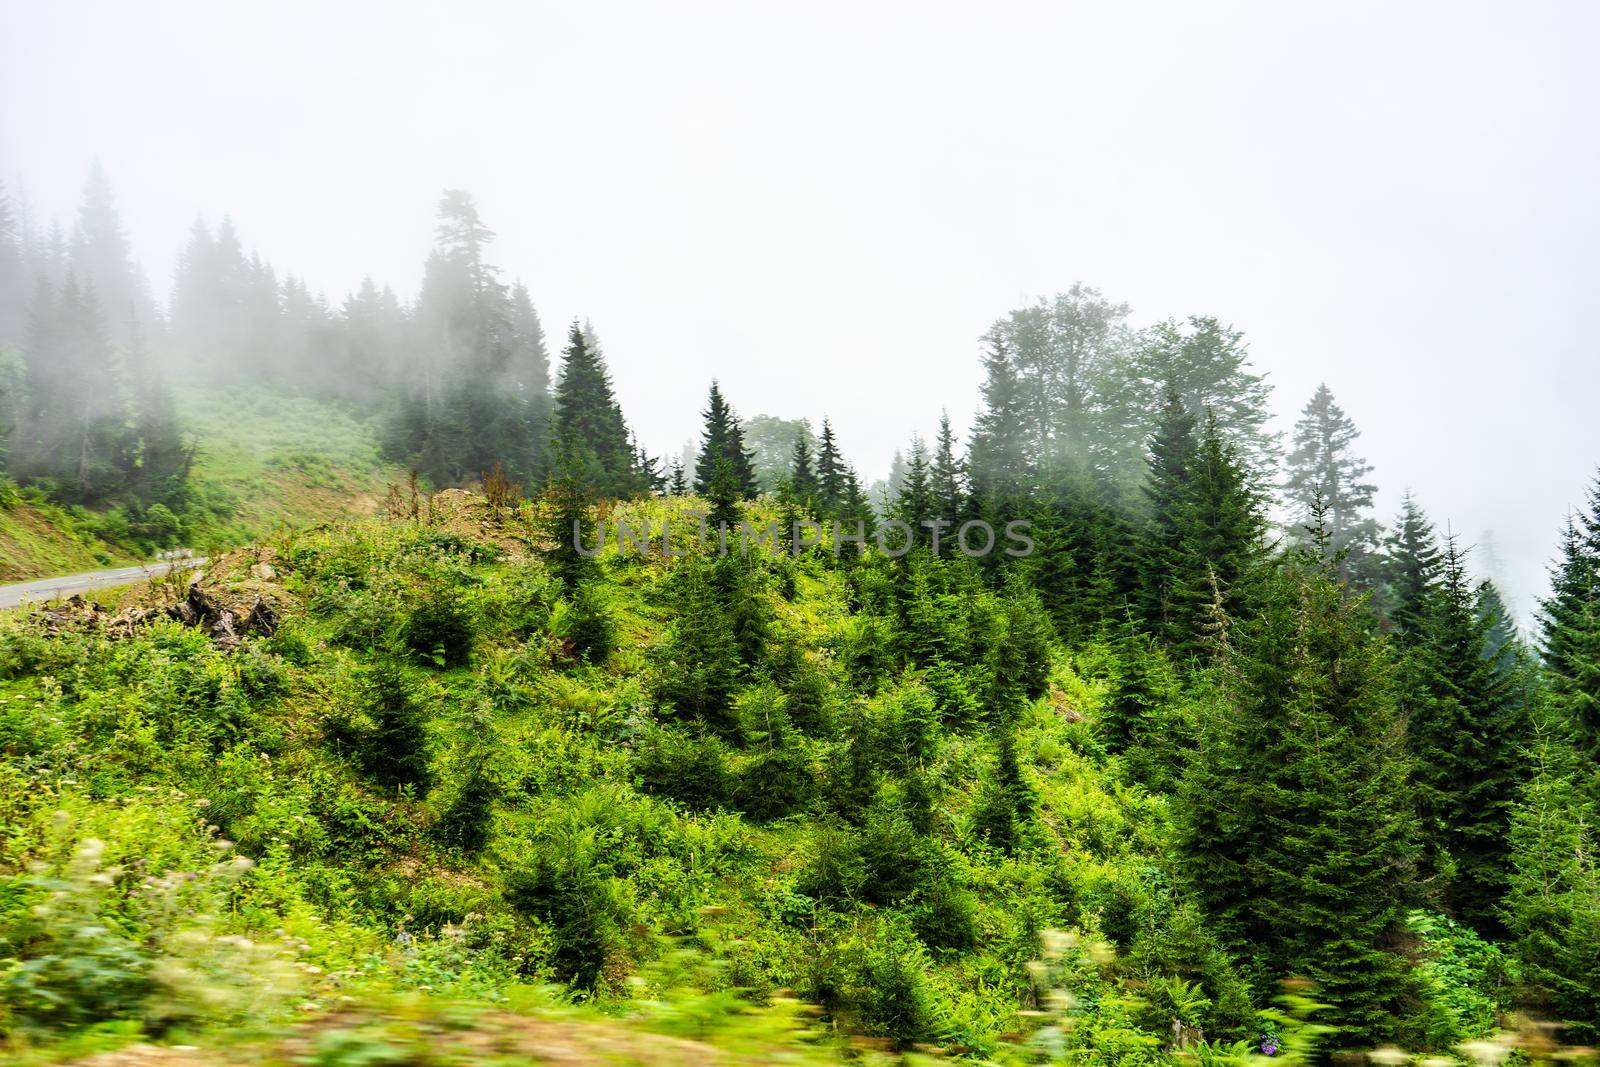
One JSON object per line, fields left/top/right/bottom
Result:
{"left": 4, "top": 0, "right": 1598, "bottom": 620}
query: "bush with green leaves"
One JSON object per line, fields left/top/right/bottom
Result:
{"left": 398, "top": 580, "right": 475, "bottom": 667}
{"left": 504, "top": 824, "right": 635, "bottom": 990}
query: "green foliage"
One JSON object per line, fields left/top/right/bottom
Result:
{"left": 1179, "top": 544, "right": 1418, "bottom": 1038}
{"left": 504, "top": 822, "right": 635, "bottom": 990}
{"left": 398, "top": 581, "right": 475, "bottom": 668}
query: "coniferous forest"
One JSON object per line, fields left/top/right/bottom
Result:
{"left": 2, "top": 154, "right": 1600, "bottom": 1062}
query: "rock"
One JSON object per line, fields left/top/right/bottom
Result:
{"left": 243, "top": 597, "right": 279, "bottom": 637}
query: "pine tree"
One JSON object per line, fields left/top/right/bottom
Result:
{"left": 892, "top": 436, "right": 935, "bottom": 532}
{"left": 550, "top": 321, "right": 643, "bottom": 498}
{"left": 704, "top": 457, "right": 743, "bottom": 535}
{"left": 930, "top": 411, "right": 964, "bottom": 526}
{"left": 1540, "top": 473, "right": 1600, "bottom": 753}
{"left": 0, "top": 178, "right": 25, "bottom": 347}
{"left": 1180, "top": 537, "right": 1418, "bottom": 1038}
{"left": 656, "top": 555, "right": 747, "bottom": 738}
{"left": 667, "top": 460, "right": 688, "bottom": 496}
{"left": 1383, "top": 493, "right": 1443, "bottom": 646}
{"left": 1504, "top": 733, "right": 1600, "bottom": 1039}
{"left": 123, "top": 314, "right": 191, "bottom": 508}
{"left": 1139, "top": 383, "right": 1199, "bottom": 635}
{"left": 1408, "top": 536, "right": 1527, "bottom": 932}
{"left": 68, "top": 161, "right": 151, "bottom": 347}
{"left": 13, "top": 273, "right": 133, "bottom": 502}
{"left": 1165, "top": 413, "right": 1268, "bottom": 660}
{"left": 693, "top": 381, "right": 758, "bottom": 498}
{"left": 966, "top": 328, "right": 1031, "bottom": 521}
{"left": 1284, "top": 383, "right": 1381, "bottom": 589}
{"left": 506, "top": 281, "right": 553, "bottom": 480}
{"left": 816, "top": 418, "right": 846, "bottom": 517}
{"left": 789, "top": 432, "right": 817, "bottom": 504}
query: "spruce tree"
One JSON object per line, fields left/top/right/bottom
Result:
{"left": 1504, "top": 732, "right": 1600, "bottom": 1039}
{"left": 930, "top": 411, "right": 964, "bottom": 525}
{"left": 1166, "top": 413, "right": 1268, "bottom": 660}
{"left": 789, "top": 432, "right": 817, "bottom": 504}
{"left": 550, "top": 321, "right": 642, "bottom": 498}
{"left": 692, "top": 381, "right": 758, "bottom": 498}
{"left": 1139, "top": 383, "right": 1199, "bottom": 636}
{"left": 892, "top": 436, "right": 935, "bottom": 533}
{"left": 123, "top": 314, "right": 191, "bottom": 508}
{"left": 667, "top": 460, "right": 688, "bottom": 496}
{"left": 1180, "top": 537, "right": 1418, "bottom": 1038}
{"left": 1409, "top": 537, "right": 1526, "bottom": 932}
{"left": 816, "top": 418, "right": 846, "bottom": 517}
{"left": 1383, "top": 493, "right": 1443, "bottom": 646}
{"left": 0, "top": 179, "right": 24, "bottom": 347}
{"left": 13, "top": 274, "right": 133, "bottom": 502}
{"left": 68, "top": 161, "right": 151, "bottom": 347}
{"left": 1284, "top": 383, "right": 1381, "bottom": 589}
{"left": 1540, "top": 474, "right": 1600, "bottom": 753}
{"left": 966, "top": 328, "right": 1031, "bottom": 521}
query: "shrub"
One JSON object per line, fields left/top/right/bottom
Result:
{"left": 796, "top": 819, "right": 865, "bottom": 909}
{"left": 0, "top": 833, "right": 292, "bottom": 1037}
{"left": 432, "top": 760, "right": 499, "bottom": 853}
{"left": 910, "top": 871, "right": 978, "bottom": 951}
{"left": 556, "top": 581, "right": 615, "bottom": 664}
{"left": 852, "top": 921, "right": 946, "bottom": 1048}
{"left": 731, "top": 743, "right": 815, "bottom": 821}
{"left": 399, "top": 583, "right": 475, "bottom": 668}
{"left": 632, "top": 726, "right": 732, "bottom": 811}
{"left": 504, "top": 826, "right": 632, "bottom": 990}
{"left": 353, "top": 660, "right": 432, "bottom": 792}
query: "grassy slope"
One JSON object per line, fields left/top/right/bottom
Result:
{"left": 0, "top": 499, "right": 136, "bottom": 582}
{"left": 0, "top": 387, "right": 401, "bottom": 584}
{"left": 0, "top": 496, "right": 1210, "bottom": 1064}
{"left": 0, "top": 497, "right": 1533, "bottom": 1064}
{"left": 176, "top": 385, "right": 401, "bottom": 550}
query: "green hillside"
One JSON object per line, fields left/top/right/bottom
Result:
{"left": 0, "top": 493, "right": 1555, "bottom": 1064}
{"left": 0, "top": 387, "right": 400, "bottom": 583}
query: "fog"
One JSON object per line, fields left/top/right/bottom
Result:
{"left": 4, "top": 0, "right": 1598, "bottom": 619}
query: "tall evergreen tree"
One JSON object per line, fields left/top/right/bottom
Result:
{"left": 693, "top": 381, "right": 758, "bottom": 499}
{"left": 816, "top": 418, "right": 847, "bottom": 517}
{"left": 1139, "top": 383, "right": 1199, "bottom": 636}
{"left": 13, "top": 274, "right": 133, "bottom": 502}
{"left": 1152, "top": 412, "right": 1269, "bottom": 660}
{"left": 68, "top": 161, "right": 151, "bottom": 347}
{"left": 930, "top": 411, "right": 964, "bottom": 526}
{"left": 550, "top": 321, "right": 642, "bottom": 499}
{"left": 1540, "top": 474, "right": 1600, "bottom": 753}
{"left": 892, "top": 436, "right": 935, "bottom": 532}
{"left": 1180, "top": 536, "right": 1418, "bottom": 1038}
{"left": 789, "top": 432, "right": 817, "bottom": 505}
{"left": 1383, "top": 493, "right": 1443, "bottom": 646}
{"left": 122, "top": 313, "right": 191, "bottom": 508}
{"left": 1407, "top": 536, "right": 1526, "bottom": 932}
{"left": 1504, "top": 732, "right": 1600, "bottom": 1039}
{"left": 0, "top": 178, "right": 25, "bottom": 347}
{"left": 967, "top": 328, "right": 1031, "bottom": 521}
{"left": 1284, "top": 383, "right": 1381, "bottom": 588}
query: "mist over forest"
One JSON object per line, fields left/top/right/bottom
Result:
{"left": 0, "top": 162, "right": 1572, "bottom": 616}
{"left": 4, "top": 4, "right": 1600, "bottom": 1064}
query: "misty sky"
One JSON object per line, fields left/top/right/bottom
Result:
{"left": 4, "top": 0, "right": 1597, "bottom": 619}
